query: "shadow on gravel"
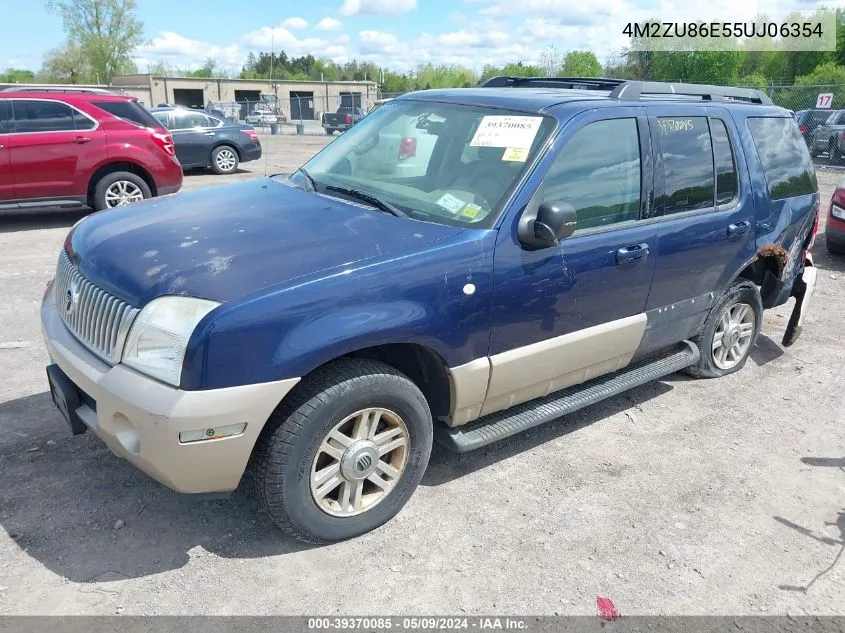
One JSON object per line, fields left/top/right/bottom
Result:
{"left": 0, "top": 391, "right": 314, "bottom": 583}
{"left": 812, "top": 239, "right": 845, "bottom": 273}
{"left": 774, "top": 455, "right": 845, "bottom": 593}
{"left": 750, "top": 334, "right": 785, "bottom": 367}
{"left": 422, "top": 380, "right": 673, "bottom": 487}
{"left": 0, "top": 208, "right": 89, "bottom": 233}
{"left": 0, "top": 380, "right": 673, "bottom": 579}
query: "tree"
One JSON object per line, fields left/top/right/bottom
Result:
{"left": 561, "top": 50, "right": 602, "bottom": 77}
{"left": 38, "top": 42, "right": 91, "bottom": 83}
{"left": 46, "top": 0, "right": 144, "bottom": 83}
{"left": 0, "top": 68, "right": 36, "bottom": 83}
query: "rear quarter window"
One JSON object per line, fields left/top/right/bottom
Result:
{"left": 92, "top": 100, "right": 162, "bottom": 128}
{"left": 747, "top": 117, "right": 817, "bottom": 200}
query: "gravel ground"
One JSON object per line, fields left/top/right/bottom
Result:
{"left": 0, "top": 135, "right": 843, "bottom": 616}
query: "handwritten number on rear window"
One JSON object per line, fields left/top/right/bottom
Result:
{"left": 658, "top": 119, "right": 694, "bottom": 135}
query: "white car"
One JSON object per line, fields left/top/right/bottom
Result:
{"left": 245, "top": 111, "right": 277, "bottom": 126}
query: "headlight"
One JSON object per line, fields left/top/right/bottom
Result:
{"left": 832, "top": 203, "right": 845, "bottom": 220}
{"left": 121, "top": 296, "right": 220, "bottom": 387}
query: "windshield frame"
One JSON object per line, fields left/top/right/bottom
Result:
{"left": 291, "top": 97, "right": 559, "bottom": 230}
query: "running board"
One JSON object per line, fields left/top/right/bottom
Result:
{"left": 435, "top": 341, "right": 700, "bottom": 452}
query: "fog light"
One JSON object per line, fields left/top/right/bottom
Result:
{"left": 179, "top": 423, "right": 247, "bottom": 444}
{"left": 832, "top": 203, "right": 845, "bottom": 220}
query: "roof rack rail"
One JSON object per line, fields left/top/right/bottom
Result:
{"left": 480, "top": 76, "right": 627, "bottom": 90}
{"left": 609, "top": 80, "right": 772, "bottom": 104}
{"left": 0, "top": 86, "right": 115, "bottom": 95}
{"left": 479, "top": 76, "right": 773, "bottom": 105}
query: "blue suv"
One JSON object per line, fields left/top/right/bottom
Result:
{"left": 41, "top": 78, "right": 819, "bottom": 543}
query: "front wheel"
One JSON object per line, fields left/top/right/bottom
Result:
{"left": 211, "top": 145, "right": 239, "bottom": 175}
{"left": 251, "top": 359, "right": 433, "bottom": 543}
{"left": 686, "top": 280, "right": 763, "bottom": 378}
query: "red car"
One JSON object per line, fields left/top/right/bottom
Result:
{"left": 0, "top": 90, "right": 182, "bottom": 211}
{"left": 827, "top": 179, "right": 845, "bottom": 255}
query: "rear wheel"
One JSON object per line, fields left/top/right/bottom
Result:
{"left": 325, "top": 128, "right": 335, "bottom": 135}
{"left": 686, "top": 280, "right": 763, "bottom": 379}
{"left": 211, "top": 145, "right": 239, "bottom": 175}
{"left": 251, "top": 358, "right": 433, "bottom": 543}
{"left": 93, "top": 171, "right": 151, "bottom": 210}
{"left": 830, "top": 139, "right": 842, "bottom": 164}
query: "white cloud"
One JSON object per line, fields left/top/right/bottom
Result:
{"left": 135, "top": 31, "right": 244, "bottom": 72}
{"left": 340, "top": 0, "right": 417, "bottom": 16}
{"left": 316, "top": 17, "right": 343, "bottom": 31}
{"left": 282, "top": 17, "right": 308, "bottom": 29}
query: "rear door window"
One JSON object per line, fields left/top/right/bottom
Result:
{"left": 12, "top": 100, "right": 77, "bottom": 133}
{"left": 654, "top": 116, "right": 714, "bottom": 215}
{"left": 93, "top": 100, "right": 161, "bottom": 128}
{"left": 175, "top": 110, "right": 212, "bottom": 129}
{"left": 747, "top": 117, "right": 817, "bottom": 199}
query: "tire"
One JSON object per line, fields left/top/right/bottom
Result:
{"left": 830, "top": 139, "right": 842, "bottom": 164}
{"left": 685, "top": 280, "right": 763, "bottom": 379}
{"left": 93, "top": 171, "right": 151, "bottom": 211}
{"left": 826, "top": 236, "right": 845, "bottom": 255}
{"left": 251, "top": 358, "right": 433, "bottom": 544}
{"left": 325, "top": 128, "right": 335, "bottom": 135}
{"left": 211, "top": 145, "right": 239, "bottom": 175}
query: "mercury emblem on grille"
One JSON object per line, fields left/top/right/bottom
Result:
{"left": 65, "top": 280, "right": 80, "bottom": 316}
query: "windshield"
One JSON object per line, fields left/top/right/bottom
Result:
{"left": 290, "top": 100, "right": 555, "bottom": 228}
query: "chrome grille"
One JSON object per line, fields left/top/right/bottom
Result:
{"left": 54, "top": 251, "right": 139, "bottom": 363}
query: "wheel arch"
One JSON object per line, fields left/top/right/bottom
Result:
{"left": 87, "top": 161, "right": 157, "bottom": 205}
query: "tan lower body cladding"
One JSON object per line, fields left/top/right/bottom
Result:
{"left": 448, "top": 313, "right": 648, "bottom": 426}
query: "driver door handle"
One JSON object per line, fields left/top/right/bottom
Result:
{"left": 72, "top": 136, "right": 92, "bottom": 144}
{"left": 205, "top": 132, "right": 216, "bottom": 136}
{"left": 616, "top": 243, "right": 650, "bottom": 265}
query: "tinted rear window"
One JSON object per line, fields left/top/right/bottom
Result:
{"left": 747, "top": 117, "right": 817, "bottom": 200}
{"left": 93, "top": 100, "right": 161, "bottom": 128}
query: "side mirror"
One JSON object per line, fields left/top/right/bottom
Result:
{"left": 533, "top": 202, "right": 577, "bottom": 244}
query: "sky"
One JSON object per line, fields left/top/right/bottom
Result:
{"left": 3, "top": 0, "right": 843, "bottom": 76}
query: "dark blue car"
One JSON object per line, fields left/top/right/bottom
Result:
{"left": 41, "top": 78, "right": 819, "bottom": 543}
{"left": 151, "top": 106, "right": 262, "bottom": 174}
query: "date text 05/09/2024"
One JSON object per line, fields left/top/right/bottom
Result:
{"left": 306, "top": 617, "right": 528, "bottom": 630}
{"left": 622, "top": 22, "right": 824, "bottom": 39}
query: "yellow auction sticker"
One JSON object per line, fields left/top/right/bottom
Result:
{"left": 502, "top": 147, "right": 529, "bottom": 162}
{"left": 460, "top": 204, "right": 482, "bottom": 219}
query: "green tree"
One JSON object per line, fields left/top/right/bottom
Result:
{"left": 47, "top": 0, "right": 144, "bottom": 83}
{"left": 795, "top": 61, "right": 845, "bottom": 85}
{"left": 560, "top": 50, "right": 602, "bottom": 77}
{"left": 0, "top": 68, "right": 36, "bottom": 83}
{"left": 38, "top": 42, "right": 91, "bottom": 83}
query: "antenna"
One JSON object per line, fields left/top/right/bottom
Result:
{"left": 264, "top": 13, "right": 275, "bottom": 177}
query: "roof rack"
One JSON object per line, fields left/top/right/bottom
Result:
{"left": 481, "top": 76, "right": 626, "bottom": 90}
{"left": 479, "top": 76, "right": 773, "bottom": 105}
{"left": 0, "top": 86, "right": 115, "bottom": 95}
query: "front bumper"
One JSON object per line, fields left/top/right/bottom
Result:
{"left": 40, "top": 289, "right": 299, "bottom": 493}
{"left": 826, "top": 214, "right": 845, "bottom": 245}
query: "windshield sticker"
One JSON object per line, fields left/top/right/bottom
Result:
{"left": 502, "top": 147, "right": 529, "bottom": 162}
{"left": 470, "top": 116, "right": 542, "bottom": 149}
{"left": 460, "top": 204, "right": 482, "bottom": 219}
{"left": 436, "top": 193, "right": 467, "bottom": 214}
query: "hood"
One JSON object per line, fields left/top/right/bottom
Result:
{"left": 69, "top": 178, "right": 462, "bottom": 306}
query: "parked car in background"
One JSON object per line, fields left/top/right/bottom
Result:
{"left": 825, "top": 178, "right": 845, "bottom": 254}
{"left": 809, "top": 109, "right": 845, "bottom": 161}
{"left": 794, "top": 109, "right": 835, "bottom": 146}
{"left": 41, "top": 79, "right": 818, "bottom": 544}
{"left": 245, "top": 111, "right": 278, "bottom": 126}
{"left": 151, "top": 106, "right": 262, "bottom": 175}
{"left": 322, "top": 105, "right": 365, "bottom": 135}
{"left": 0, "top": 90, "right": 181, "bottom": 211}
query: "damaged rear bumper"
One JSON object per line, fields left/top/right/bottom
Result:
{"left": 782, "top": 254, "right": 816, "bottom": 347}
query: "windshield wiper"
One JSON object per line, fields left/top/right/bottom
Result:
{"left": 324, "top": 185, "right": 408, "bottom": 218}
{"left": 297, "top": 168, "right": 319, "bottom": 192}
